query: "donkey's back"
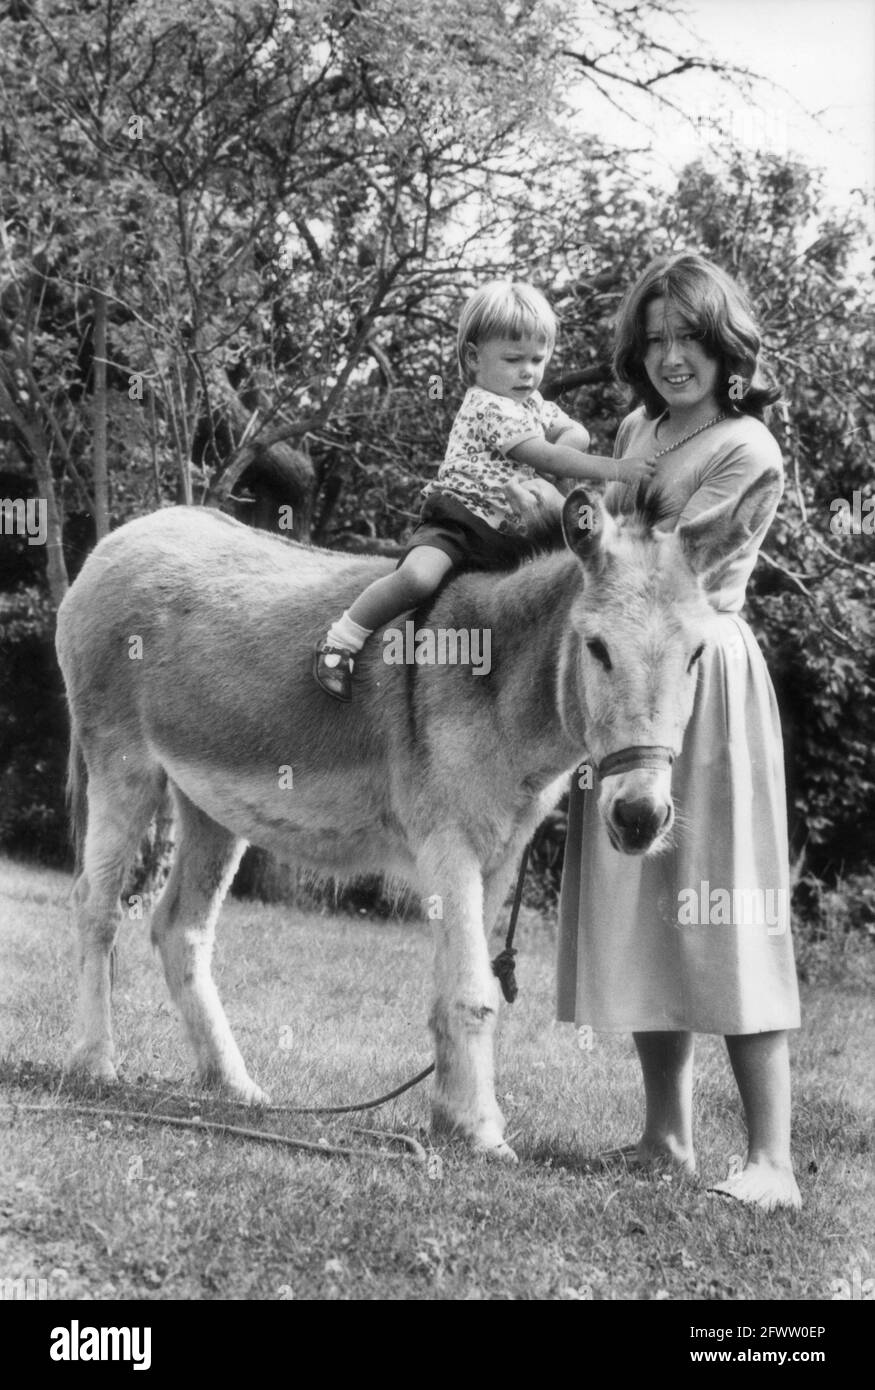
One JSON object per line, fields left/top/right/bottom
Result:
{"left": 58, "top": 506, "right": 426, "bottom": 880}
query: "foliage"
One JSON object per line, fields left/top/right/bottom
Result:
{"left": 0, "top": 1, "right": 872, "bottom": 889}
{"left": 0, "top": 0, "right": 580, "bottom": 574}
{"left": 792, "top": 869, "right": 875, "bottom": 986}
{"left": 0, "top": 587, "right": 69, "bottom": 863}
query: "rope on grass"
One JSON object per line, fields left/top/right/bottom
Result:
{"left": 144, "top": 1063, "right": 437, "bottom": 1117}
{"left": 0, "top": 1102, "right": 427, "bottom": 1166}
{"left": 1, "top": 845, "right": 532, "bottom": 1162}
{"left": 263, "top": 1062, "right": 436, "bottom": 1115}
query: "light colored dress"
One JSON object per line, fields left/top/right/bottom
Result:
{"left": 557, "top": 407, "right": 801, "bottom": 1035}
{"left": 421, "top": 387, "right": 576, "bottom": 534}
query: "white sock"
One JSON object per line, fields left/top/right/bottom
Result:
{"left": 326, "top": 610, "right": 372, "bottom": 653}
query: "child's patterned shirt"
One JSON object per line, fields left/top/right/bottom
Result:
{"left": 421, "top": 387, "right": 581, "bottom": 533}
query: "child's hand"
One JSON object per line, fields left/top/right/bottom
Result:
{"left": 617, "top": 455, "right": 657, "bottom": 484}
{"left": 503, "top": 478, "right": 563, "bottom": 534}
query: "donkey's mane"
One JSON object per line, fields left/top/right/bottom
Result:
{"left": 201, "top": 486, "right": 671, "bottom": 601}
{"left": 606, "top": 481, "right": 672, "bottom": 535}
{"left": 204, "top": 478, "right": 671, "bottom": 578}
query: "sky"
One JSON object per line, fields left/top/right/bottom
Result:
{"left": 573, "top": 0, "right": 874, "bottom": 237}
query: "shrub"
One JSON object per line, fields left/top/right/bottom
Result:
{"left": 0, "top": 587, "right": 70, "bottom": 865}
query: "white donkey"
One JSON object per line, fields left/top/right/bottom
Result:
{"left": 55, "top": 478, "right": 778, "bottom": 1160}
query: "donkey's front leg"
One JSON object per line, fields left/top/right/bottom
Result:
{"left": 418, "top": 833, "right": 515, "bottom": 1162}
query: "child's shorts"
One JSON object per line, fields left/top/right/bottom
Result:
{"left": 398, "top": 493, "right": 544, "bottom": 573}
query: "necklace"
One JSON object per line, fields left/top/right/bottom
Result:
{"left": 651, "top": 412, "right": 726, "bottom": 460}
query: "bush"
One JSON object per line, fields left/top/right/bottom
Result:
{"left": 792, "top": 869, "right": 875, "bottom": 986}
{"left": 747, "top": 582, "right": 875, "bottom": 874}
{"left": 231, "top": 847, "right": 419, "bottom": 918}
{"left": 0, "top": 587, "right": 70, "bottom": 865}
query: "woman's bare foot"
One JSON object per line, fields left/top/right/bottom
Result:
{"left": 718, "top": 1033, "right": 800, "bottom": 1210}
{"left": 708, "top": 1160, "right": 801, "bottom": 1212}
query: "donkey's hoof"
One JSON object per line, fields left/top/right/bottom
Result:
{"left": 231, "top": 1080, "right": 271, "bottom": 1107}
{"left": 66, "top": 1047, "right": 118, "bottom": 1084}
{"left": 481, "top": 1139, "right": 519, "bottom": 1164}
{"left": 433, "top": 1106, "right": 515, "bottom": 1161}
{"left": 198, "top": 1070, "right": 270, "bottom": 1107}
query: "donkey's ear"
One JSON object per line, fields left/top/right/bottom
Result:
{"left": 562, "top": 487, "right": 614, "bottom": 566}
{"left": 676, "top": 468, "right": 782, "bottom": 581}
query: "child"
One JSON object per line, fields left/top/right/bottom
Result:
{"left": 314, "top": 280, "right": 654, "bottom": 700}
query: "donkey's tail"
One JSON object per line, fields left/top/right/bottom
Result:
{"left": 67, "top": 729, "right": 88, "bottom": 876}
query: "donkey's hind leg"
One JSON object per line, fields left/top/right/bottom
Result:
{"left": 68, "top": 766, "right": 162, "bottom": 1082}
{"left": 149, "top": 786, "right": 263, "bottom": 1104}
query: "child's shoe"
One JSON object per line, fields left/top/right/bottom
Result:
{"left": 313, "top": 642, "right": 354, "bottom": 702}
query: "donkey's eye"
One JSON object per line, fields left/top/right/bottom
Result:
{"left": 587, "top": 638, "right": 612, "bottom": 671}
{"left": 688, "top": 643, "right": 705, "bottom": 671}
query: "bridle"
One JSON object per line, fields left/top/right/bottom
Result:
{"left": 597, "top": 744, "right": 675, "bottom": 779}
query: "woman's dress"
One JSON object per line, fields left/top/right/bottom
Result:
{"left": 556, "top": 409, "right": 801, "bottom": 1034}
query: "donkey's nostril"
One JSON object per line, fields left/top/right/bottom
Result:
{"left": 614, "top": 797, "right": 667, "bottom": 844}
{"left": 615, "top": 797, "right": 653, "bottom": 828}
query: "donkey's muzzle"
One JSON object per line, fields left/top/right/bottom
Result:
{"left": 612, "top": 796, "right": 671, "bottom": 850}
{"left": 598, "top": 744, "right": 675, "bottom": 855}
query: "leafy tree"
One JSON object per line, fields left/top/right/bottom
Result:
{"left": 1, "top": 0, "right": 755, "bottom": 592}
{"left": 1, "top": 0, "right": 871, "bottom": 897}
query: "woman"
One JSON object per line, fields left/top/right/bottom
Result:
{"left": 557, "top": 252, "right": 802, "bottom": 1211}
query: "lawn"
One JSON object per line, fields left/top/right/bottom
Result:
{"left": 0, "top": 854, "right": 872, "bottom": 1301}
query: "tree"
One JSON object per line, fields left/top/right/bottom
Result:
{"left": 2, "top": 0, "right": 758, "bottom": 596}
{"left": 3, "top": 0, "right": 871, "bottom": 889}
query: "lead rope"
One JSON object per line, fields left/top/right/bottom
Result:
{"left": 0, "top": 1101, "right": 427, "bottom": 1165}
{"left": 265, "top": 839, "right": 530, "bottom": 1112}
{"left": 3, "top": 848, "right": 533, "bottom": 1164}
{"left": 490, "top": 840, "right": 529, "bottom": 1004}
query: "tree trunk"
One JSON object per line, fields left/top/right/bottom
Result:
{"left": 0, "top": 380, "right": 70, "bottom": 605}
{"left": 29, "top": 441, "right": 69, "bottom": 606}
{"left": 92, "top": 285, "right": 109, "bottom": 540}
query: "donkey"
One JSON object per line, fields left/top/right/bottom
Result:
{"left": 55, "top": 477, "right": 779, "bottom": 1160}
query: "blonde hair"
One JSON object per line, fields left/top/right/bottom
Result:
{"left": 457, "top": 280, "right": 557, "bottom": 383}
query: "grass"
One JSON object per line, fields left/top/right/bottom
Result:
{"left": 0, "top": 854, "right": 872, "bottom": 1302}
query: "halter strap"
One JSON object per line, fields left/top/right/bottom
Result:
{"left": 597, "top": 745, "right": 675, "bottom": 780}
